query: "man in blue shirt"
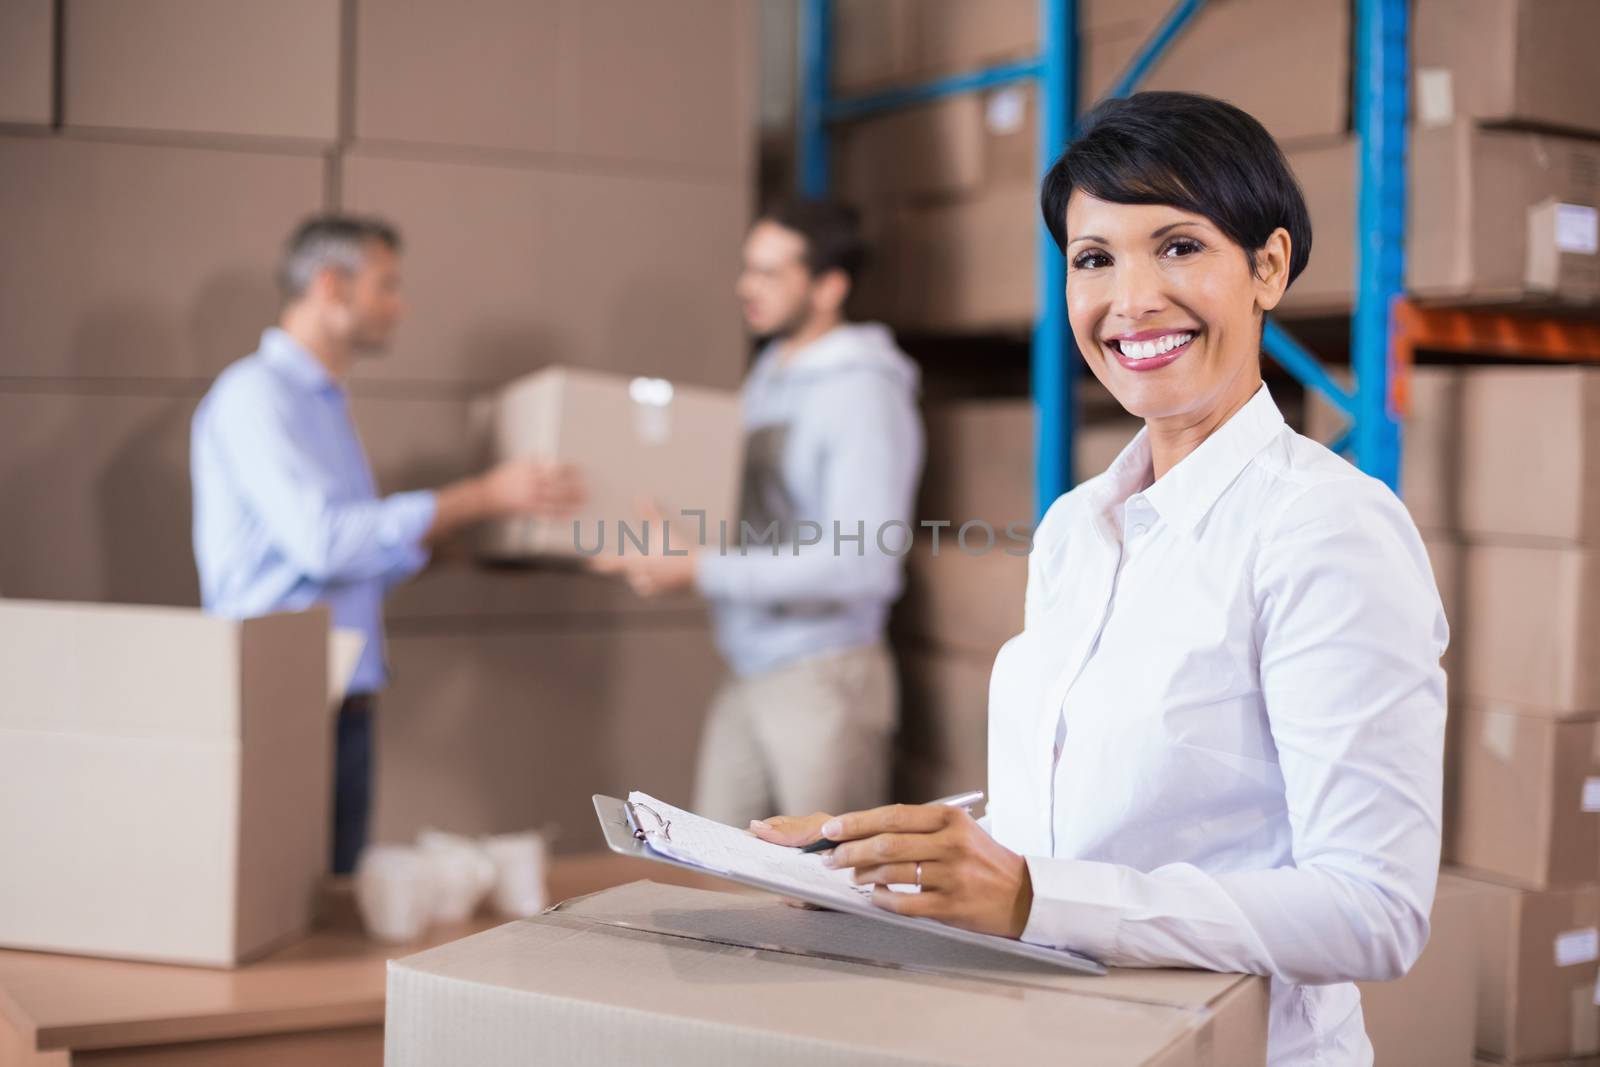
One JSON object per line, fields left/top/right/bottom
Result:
{"left": 192, "top": 214, "right": 582, "bottom": 873}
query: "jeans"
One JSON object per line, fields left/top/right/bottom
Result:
{"left": 332, "top": 693, "right": 375, "bottom": 875}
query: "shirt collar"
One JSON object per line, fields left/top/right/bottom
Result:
{"left": 1140, "top": 383, "right": 1286, "bottom": 536}
{"left": 258, "top": 327, "right": 342, "bottom": 396}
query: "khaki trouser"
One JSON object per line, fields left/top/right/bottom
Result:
{"left": 692, "top": 642, "right": 898, "bottom": 827}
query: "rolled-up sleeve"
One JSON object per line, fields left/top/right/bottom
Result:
{"left": 210, "top": 385, "right": 437, "bottom": 585}
{"left": 1018, "top": 479, "right": 1448, "bottom": 984}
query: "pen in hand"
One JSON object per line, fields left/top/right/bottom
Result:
{"left": 797, "top": 790, "right": 985, "bottom": 854}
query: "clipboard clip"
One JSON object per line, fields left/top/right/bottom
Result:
{"left": 624, "top": 799, "right": 672, "bottom": 844}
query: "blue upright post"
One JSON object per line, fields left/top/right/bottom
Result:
{"left": 1033, "top": 0, "right": 1077, "bottom": 520}
{"left": 1351, "top": 0, "right": 1407, "bottom": 491}
{"left": 797, "top": 0, "right": 833, "bottom": 198}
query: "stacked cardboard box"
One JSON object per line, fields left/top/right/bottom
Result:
{"left": 0, "top": 2, "right": 756, "bottom": 855}
{"left": 1313, "top": 366, "right": 1600, "bottom": 1064}
{"left": 833, "top": 0, "right": 1352, "bottom": 332}
{"left": 1409, "top": 0, "right": 1600, "bottom": 309}
{"left": 835, "top": 0, "right": 1600, "bottom": 333}
{"left": 892, "top": 399, "right": 1140, "bottom": 799}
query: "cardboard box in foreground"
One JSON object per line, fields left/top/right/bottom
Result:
{"left": 387, "top": 880, "right": 1268, "bottom": 1066}
{"left": 479, "top": 366, "right": 742, "bottom": 561}
{"left": 0, "top": 600, "right": 330, "bottom": 967}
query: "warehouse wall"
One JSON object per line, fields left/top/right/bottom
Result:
{"left": 0, "top": 0, "right": 757, "bottom": 852}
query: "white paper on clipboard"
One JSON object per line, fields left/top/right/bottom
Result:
{"left": 598, "top": 792, "right": 1105, "bottom": 975}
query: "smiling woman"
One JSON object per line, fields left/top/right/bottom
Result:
{"left": 754, "top": 92, "right": 1449, "bottom": 1067}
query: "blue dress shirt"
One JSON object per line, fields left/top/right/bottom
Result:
{"left": 191, "top": 328, "right": 438, "bottom": 695}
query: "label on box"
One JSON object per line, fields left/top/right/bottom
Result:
{"left": 1480, "top": 708, "right": 1517, "bottom": 762}
{"left": 628, "top": 377, "right": 675, "bottom": 445}
{"left": 1415, "top": 68, "right": 1454, "bottom": 127}
{"left": 1555, "top": 203, "right": 1600, "bottom": 255}
{"left": 1585, "top": 776, "right": 1600, "bottom": 813}
{"left": 985, "top": 88, "right": 1027, "bottom": 135}
{"left": 1556, "top": 927, "right": 1600, "bottom": 967}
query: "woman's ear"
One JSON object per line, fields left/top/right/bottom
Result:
{"left": 1253, "top": 227, "right": 1293, "bottom": 313}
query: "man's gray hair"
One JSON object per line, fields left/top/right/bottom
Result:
{"left": 278, "top": 214, "right": 402, "bottom": 299}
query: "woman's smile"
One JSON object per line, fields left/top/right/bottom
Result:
{"left": 1104, "top": 328, "right": 1199, "bottom": 373}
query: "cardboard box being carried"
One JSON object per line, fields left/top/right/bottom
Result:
{"left": 387, "top": 880, "right": 1268, "bottom": 1066}
{"left": 479, "top": 366, "right": 742, "bottom": 562}
{"left": 1445, "top": 704, "right": 1600, "bottom": 890}
{"left": 1455, "top": 874, "right": 1600, "bottom": 1064}
{"left": 1358, "top": 872, "right": 1487, "bottom": 1067}
{"left": 1410, "top": 123, "right": 1600, "bottom": 308}
{"left": 1414, "top": 0, "right": 1600, "bottom": 138}
{"left": 0, "top": 600, "right": 330, "bottom": 967}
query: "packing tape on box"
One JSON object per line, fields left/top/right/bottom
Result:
{"left": 1480, "top": 706, "right": 1517, "bottom": 762}
{"left": 1557, "top": 927, "right": 1600, "bottom": 967}
{"left": 629, "top": 377, "right": 674, "bottom": 445}
{"left": 1585, "top": 776, "right": 1600, "bottom": 814}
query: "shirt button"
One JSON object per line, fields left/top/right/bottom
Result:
{"left": 1131, "top": 523, "right": 1149, "bottom": 537}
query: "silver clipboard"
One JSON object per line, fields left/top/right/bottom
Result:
{"left": 592, "top": 794, "right": 1106, "bottom": 976}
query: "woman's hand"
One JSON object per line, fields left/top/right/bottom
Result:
{"left": 767, "top": 804, "right": 1035, "bottom": 939}
{"left": 748, "top": 812, "right": 834, "bottom": 847}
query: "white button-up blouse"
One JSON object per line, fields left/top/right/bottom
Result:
{"left": 986, "top": 385, "right": 1448, "bottom": 1066}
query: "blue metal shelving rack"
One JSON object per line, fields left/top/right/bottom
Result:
{"left": 798, "top": 0, "right": 1408, "bottom": 517}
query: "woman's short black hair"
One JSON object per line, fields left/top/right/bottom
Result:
{"left": 1040, "top": 91, "right": 1312, "bottom": 287}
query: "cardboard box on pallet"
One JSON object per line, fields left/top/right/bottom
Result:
{"left": 0, "top": 600, "right": 330, "bottom": 967}
{"left": 1459, "top": 542, "right": 1600, "bottom": 717}
{"left": 1458, "top": 367, "right": 1600, "bottom": 545}
{"left": 1415, "top": 0, "right": 1600, "bottom": 137}
{"left": 477, "top": 366, "right": 743, "bottom": 562}
{"left": 1444, "top": 704, "right": 1600, "bottom": 890}
{"left": 1410, "top": 123, "right": 1600, "bottom": 308}
{"left": 1454, "top": 875, "right": 1600, "bottom": 1064}
{"left": 386, "top": 880, "right": 1270, "bottom": 1067}
{"left": 1358, "top": 873, "right": 1488, "bottom": 1067}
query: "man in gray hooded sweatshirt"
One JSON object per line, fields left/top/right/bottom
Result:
{"left": 598, "top": 200, "right": 924, "bottom": 828}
